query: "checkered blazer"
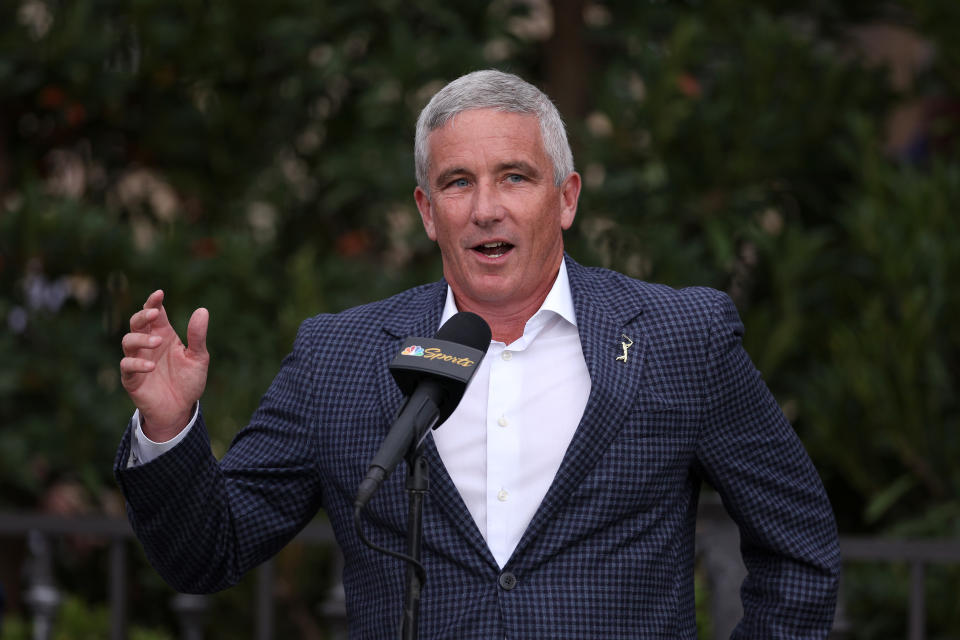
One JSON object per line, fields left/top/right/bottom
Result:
{"left": 115, "top": 255, "right": 839, "bottom": 639}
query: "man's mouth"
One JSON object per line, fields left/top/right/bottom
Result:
{"left": 473, "top": 241, "right": 513, "bottom": 258}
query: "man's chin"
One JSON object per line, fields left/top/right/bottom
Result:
{"left": 450, "top": 277, "right": 518, "bottom": 307}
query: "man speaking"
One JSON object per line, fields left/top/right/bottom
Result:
{"left": 116, "top": 70, "right": 840, "bottom": 638}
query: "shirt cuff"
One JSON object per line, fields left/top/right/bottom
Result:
{"left": 128, "top": 402, "right": 200, "bottom": 467}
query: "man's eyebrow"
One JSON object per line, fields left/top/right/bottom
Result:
{"left": 496, "top": 161, "right": 542, "bottom": 178}
{"left": 434, "top": 167, "right": 471, "bottom": 188}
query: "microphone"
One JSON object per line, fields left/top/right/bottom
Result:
{"left": 354, "top": 312, "right": 491, "bottom": 509}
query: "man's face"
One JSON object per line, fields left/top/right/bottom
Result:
{"left": 414, "top": 109, "right": 580, "bottom": 315}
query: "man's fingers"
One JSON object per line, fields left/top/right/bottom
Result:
{"left": 186, "top": 307, "right": 209, "bottom": 357}
{"left": 121, "top": 332, "right": 163, "bottom": 356}
{"left": 131, "top": 290, "right": 174, "bottom": 333}
{"left": 143, "top": 289, "right": 164, "bottom": 309}
{"left": 120, "top": 356, "right": 157, "bottom": 378}
{"left": 129, "top": 307, "right": 161, "bottom": 332}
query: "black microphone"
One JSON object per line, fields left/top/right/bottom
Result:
{"left": 354, "top": 312, "right": 491, "bottom": 509}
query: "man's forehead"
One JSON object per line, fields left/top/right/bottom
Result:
{"left": 426, "top": 109, "right": 545, "bottom": 164}
{"left": 434, "top": 107, "right": 538, "bottom": 130}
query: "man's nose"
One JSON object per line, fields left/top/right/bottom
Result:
{"left": 471, "top": 181, "right": 505, "bottom": 226}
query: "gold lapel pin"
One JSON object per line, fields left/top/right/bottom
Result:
{"left": 616, "top": 334, "right": 634, "bottom": 363}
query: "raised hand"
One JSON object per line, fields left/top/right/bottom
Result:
{"left": 120, "top": 290, "right": 210, "bottom": 442}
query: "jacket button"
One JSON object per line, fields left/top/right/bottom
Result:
{"left": 498, "top": 571, "right": 517, "bottom": 590}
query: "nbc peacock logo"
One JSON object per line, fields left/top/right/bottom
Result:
{"left": 401, "top": 345, "right": 425, "bottom": 357}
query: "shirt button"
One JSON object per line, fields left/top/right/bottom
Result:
{"left": 497, "top": 489, "right": 509, "bottom": 502}
{"left": 499, "top": 572, "right": 517, "bottom": 590}
{"left": 501, "top": 351, "right": 513, "bottom": 361}
{"left": 497, "top": 416, "right": 508, "bottom": 427}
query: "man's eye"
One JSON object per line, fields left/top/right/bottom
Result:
{"left": 450, "top": 178, "right": 469, "bottom": 188}
{"left": 506, "top": 174, "right": 525, "bottom": 183}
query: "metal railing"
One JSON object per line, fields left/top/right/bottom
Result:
{"left": 0, "top": 511, "right": 344, "bottom": 640}
{"left": 2, "top": 507, "right": 959, "bottom": 639}
{"left": 837, "top": 537, "right": 960, "bottom": 640}
{"left": 695, "top": 497, "right": 960, "bottom": 640}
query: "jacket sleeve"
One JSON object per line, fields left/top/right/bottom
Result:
{"left": 693, "top": 291, "right": 840, "bottom": 638}
{"left": 113, "top": 318, "right": 325, "bottom": 594}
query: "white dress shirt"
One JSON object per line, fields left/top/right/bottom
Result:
{"left": 131, "top": 262, "right": 592, "bottom": 569}
{"left": 432, "top": 261, "right": 591, "bottom": 568}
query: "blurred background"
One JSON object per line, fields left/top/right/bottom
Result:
{"left": 1, "top": 0, "right": 958, "bottom": 638}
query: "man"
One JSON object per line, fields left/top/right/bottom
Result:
{"left": 116, "top": 70, "right": 840, "bottom": 638}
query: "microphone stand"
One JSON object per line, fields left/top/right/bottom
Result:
{"left": 400, "top": 449, "right": 429, "bottom": 640}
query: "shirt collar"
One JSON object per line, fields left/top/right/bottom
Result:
{"left": 439, "top": 259, "right": 578, "bottom": 337}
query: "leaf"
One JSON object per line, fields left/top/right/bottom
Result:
{"left": 865, "top": 475, "right": 916, "bottom": 524}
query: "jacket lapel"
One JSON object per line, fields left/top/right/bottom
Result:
{"left": 378, "top": 281, "right": 498, "bottom": 571}
{"left": 376, "top": 282, "right": 445, "bottom": 430}
{"left": 508, "top": 255, "right": 648, "bottom": 565}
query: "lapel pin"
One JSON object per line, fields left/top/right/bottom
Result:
{"left": 616, "top": 334, "right": 634, "bottom": 363}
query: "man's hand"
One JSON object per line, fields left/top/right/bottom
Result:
{"left": 120, "top": 290, "right": 210, "bottom": 442}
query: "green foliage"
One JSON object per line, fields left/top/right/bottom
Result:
{"left": 0, "top": 616, "right": 28, "bottom": 640}
{"left": 54, "top": 595, "right": 110, "bottom": 640}
{"left": 0, "top": 595, "right": 173, "bottom": 640}
{"left": 841, "top": 563, "right": 960, "bottom": 640}
{"left": 0, "top": 0, "right": 533, "bottom": 507}
{"left": 565, "top": 2, "right": 960, "bottom": 538}
{"left": 802, "top": 150, "right": 960, "bottom": 529}
{"left": 694, "top": 565, "right": 714, "bottom": 639}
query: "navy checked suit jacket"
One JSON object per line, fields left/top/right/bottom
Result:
{"left": 115, "top": 255, "right": 840, "bottom": 639}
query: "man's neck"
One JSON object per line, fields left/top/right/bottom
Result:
{"left": 455, "top": 303, "right": 538, "bottom": 344}
{"left": 450, "top": 263, "right": 563, "bottom": 345}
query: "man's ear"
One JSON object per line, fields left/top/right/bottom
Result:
{"left": 414, "top": 186, "right": 437, "bottom": 241}
{"left": 559, "top": 172, "right": 581, "bottom": 231}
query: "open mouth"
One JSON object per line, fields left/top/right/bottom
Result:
{"left": 473, "top": 241, "right": 514, "bottom": 258}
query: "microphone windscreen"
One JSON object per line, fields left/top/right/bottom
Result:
{"left": 435, "top": 312, "right": 491, "bottom": 351}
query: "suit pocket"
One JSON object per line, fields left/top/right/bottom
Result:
{"left": 619, "top": 388, "right": 687, "bottom": 441}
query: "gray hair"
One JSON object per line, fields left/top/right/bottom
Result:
{"left": 414, "top": 69, "right": 574, "bottom": 194}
